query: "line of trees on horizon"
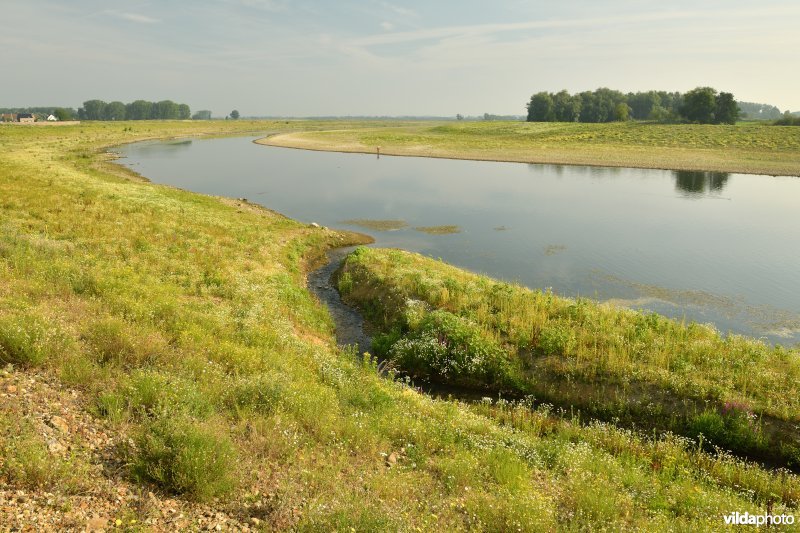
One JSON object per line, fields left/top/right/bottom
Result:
{"left": 0, "top": 107, "right": 77, "bottom": 121}
{"left": 526, "top": 87, "right": 742, "bottom": 124}
{"left": 77, "top": 99, "right": 191, "bottom": 121}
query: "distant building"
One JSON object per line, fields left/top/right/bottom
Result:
{"left": 47, "top": 114, "right": 57, "bottom": 121}
{"left": 1, "top": 113, "right": 16, "bottom": 122}
{"left": 18, "top": 113, "right": 35, "bottom": 123}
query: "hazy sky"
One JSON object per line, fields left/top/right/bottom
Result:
{"left": 3, "top": 1, "right": 799, "bottom": 116}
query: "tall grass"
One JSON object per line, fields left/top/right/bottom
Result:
{"left": 338, "top": 247, "right": 800, "bottom": 467}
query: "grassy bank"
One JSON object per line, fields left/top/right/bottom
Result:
{"left": 338, "top": 247, "right": 800, "bottom": 468}
{"left": 1, "top": 121, "right": 798, "bottom": 530}
{"left": 261, "top": 120, "right": 800, "bottom": 176}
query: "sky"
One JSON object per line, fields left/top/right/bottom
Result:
{"left": 3, "top": 0, "right": 799, "bottom": 116}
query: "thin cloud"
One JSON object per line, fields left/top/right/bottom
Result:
{"left": 353, "top": 11, "right": 696, "bottom": 47}
{"left": 380, "top": 2, "right": 418, "bottom": 18}
{"left": 238, "top": 0, "right": 287, "bottom": 12}
{"left": 352, "top": 5, "right": 800, "bottom": 48}
{"left": 380, "top": 21, "right": 394, "bottom": 31}
{"left": 112, "top": 12, "right": 161, "bottom": 24}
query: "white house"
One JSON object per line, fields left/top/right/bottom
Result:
{"left": 47, "top": 114, "right": 57, "bottom": 121}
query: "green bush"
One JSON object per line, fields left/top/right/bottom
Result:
{"left": 690, "top": 405, "right": 766, "bottom": 453}
{"left": 125, "top": 370, "right": 215, "bottom": 419}
{"left": 0, "top": 312, "right": 61, "bottom": 367}
{"left": 388, "top": 310, "right": 519, "bottom": 388}
{"left": 132, "top": 417, "right": 236, "bottom": 500}
{"left": 337, "top": 271, "right": 354, "bottom": 295}
{"left": 82, "top": 318, "right": 136, "bottom": 365}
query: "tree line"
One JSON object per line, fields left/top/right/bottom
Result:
{"left": 0, "top": 107, "right": 77, "bottom": 121}
{"left": 526, "top": 87, "right": 740, "bottom": 124}
{"left": 78, "top": 99, "right": 191, "bottom": 120}
{"left": 737, "top": 102, "right": 783, "bottom": 121}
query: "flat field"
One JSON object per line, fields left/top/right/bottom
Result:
{"left": 261, "top": 120, "right": 800, "bottom": 176}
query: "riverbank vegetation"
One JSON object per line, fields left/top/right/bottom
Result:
{"left": 338, "top": 247, "right": 800, "bottom": 468}
{"left": 262, "top": 120, "right": 800, "bottom": 176}
{"left": 1, "top": 121, "right": 798, "bottom": 529}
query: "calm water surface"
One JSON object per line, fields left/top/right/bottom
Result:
{"left": 117, "top": 136, "right": 800, "bottom": 346}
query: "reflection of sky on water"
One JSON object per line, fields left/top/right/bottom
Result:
{"left": 118, "top": 136, "right": 800, "bottom": 346}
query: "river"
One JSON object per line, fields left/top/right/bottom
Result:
{"left": 116, "top": 135, "right": 800, "bottom": 346}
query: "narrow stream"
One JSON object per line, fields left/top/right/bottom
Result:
{"left": 307, "top": 246, "right": 372, "bottom": 354}
{"left": 307, "top": 244, "right": 523, "bottom": 403}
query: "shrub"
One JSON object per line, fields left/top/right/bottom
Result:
{"left": 82, "top": 318, "right": 168, "bottom": 368}
{"left": 125, "top": 370, "right": 215, "bottom": 419}
{"left": 337, "top": 271, "right": 354, "bottom": 295}
{"left": 82, "top": 318, "right": 136, "bottom": 365}
{"left": 132, "top": 417, "right": 236, "bottom": 500}
{"left": 388, "top": 310, "right": 520, "bottom": 388}
{"left": 0, "top": 312, "right": 63, "bottom": 367}
{"left": 689, "top": 404, "right": 766, "bottom": 453}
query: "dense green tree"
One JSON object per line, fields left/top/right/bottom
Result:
{"left": 230, "top": 109, "right": 240, "bottom": 120}
{"left": 177, "top": 104, "right": 191, "bottom": 120}
{"left": 526, "top": 92, "right": 555, "bottom": 122}
{"left": 126, "top": 100, "right": 154, "bottom": 120}
{"left": 81, "top": 99, "right": 107, "bottom": 120}
{"left": 155, "top": 100, "right": 179, "bottom": 119}
{"left": 104, "top": 101, "right": 126, "bottom": 121}
{"left": 523, "top": 87, "right": 744, "bottom": 125}
{"left": 681, "top": 87, "right": 717, "bottom": 123}
{"left": 578, "top": 91, "right": 616, "bottom": 123}
{"left": 714, "top": 92, "right": 739, "bottom": 124}
{"left": 648, "top": 105, "right": 669, "bottom": 121}
{"left": 655, "top": 91, "right": 683, "bottom": 116}
{"left": 614, "top": 103, "right": 631, "bottom": 121}
{"left": 627, "top": 91, "right": 660, "bottom": 120}
{"left": 552, "top": 90, "right": 581, "bottom": 122}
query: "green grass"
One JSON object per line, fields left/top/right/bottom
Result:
{"left": 264, "top": 120, "right": 800, "bottom": 176}
{"left": 338, "top": 247, "right": 800, "bottom": 467}
{"left": 414, "top": 225, "right": 461, "bottom": 235}
{"left": 341, "top": 218, "right": 409, "bottom": 231}
{"left": 1, "top": 120, "right": 798, "bottom": 529}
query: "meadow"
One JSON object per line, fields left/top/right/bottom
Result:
{"left": 262, "top": 120, "right": 800, "bottom": 176}
{"left": 0, "top": 120, "right": 798, "bottom": 530}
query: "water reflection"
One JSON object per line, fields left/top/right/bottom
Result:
{"left": 116, "top": 137, "right": 800, "bottom": 346}
{"left": 132, "top": 139, "right": 193, "bottom": 155}
{"left": 674, "top": 171, "right": 730, "bottom": 196}
{"left": 527, "top": 163, "right": 623, "bottom": 178}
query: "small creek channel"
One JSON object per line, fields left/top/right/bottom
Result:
{"left": 307, "top": 245, "right": 506, "bottom": 403}
{"left": 307, "top": 246, "right": 372, "bottom": 354}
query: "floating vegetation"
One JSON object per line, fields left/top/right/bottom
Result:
{"left": 597, "top": 272, "right": 800, "bottom": 340}
{"left": 544, "top": 244, "right": 567, "bottom": 256}
{"left": 493, "top": 226, "right": 508, "bottom": 231}
{"left": 414, "top": 225, "right": 461, "bottom": 235}
{"left": 340, "top": 219, "right": 408, "bottom": 231}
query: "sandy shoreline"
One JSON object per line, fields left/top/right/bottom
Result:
{"left": 257, "top": 131, "right": 800, "bottom": 177}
